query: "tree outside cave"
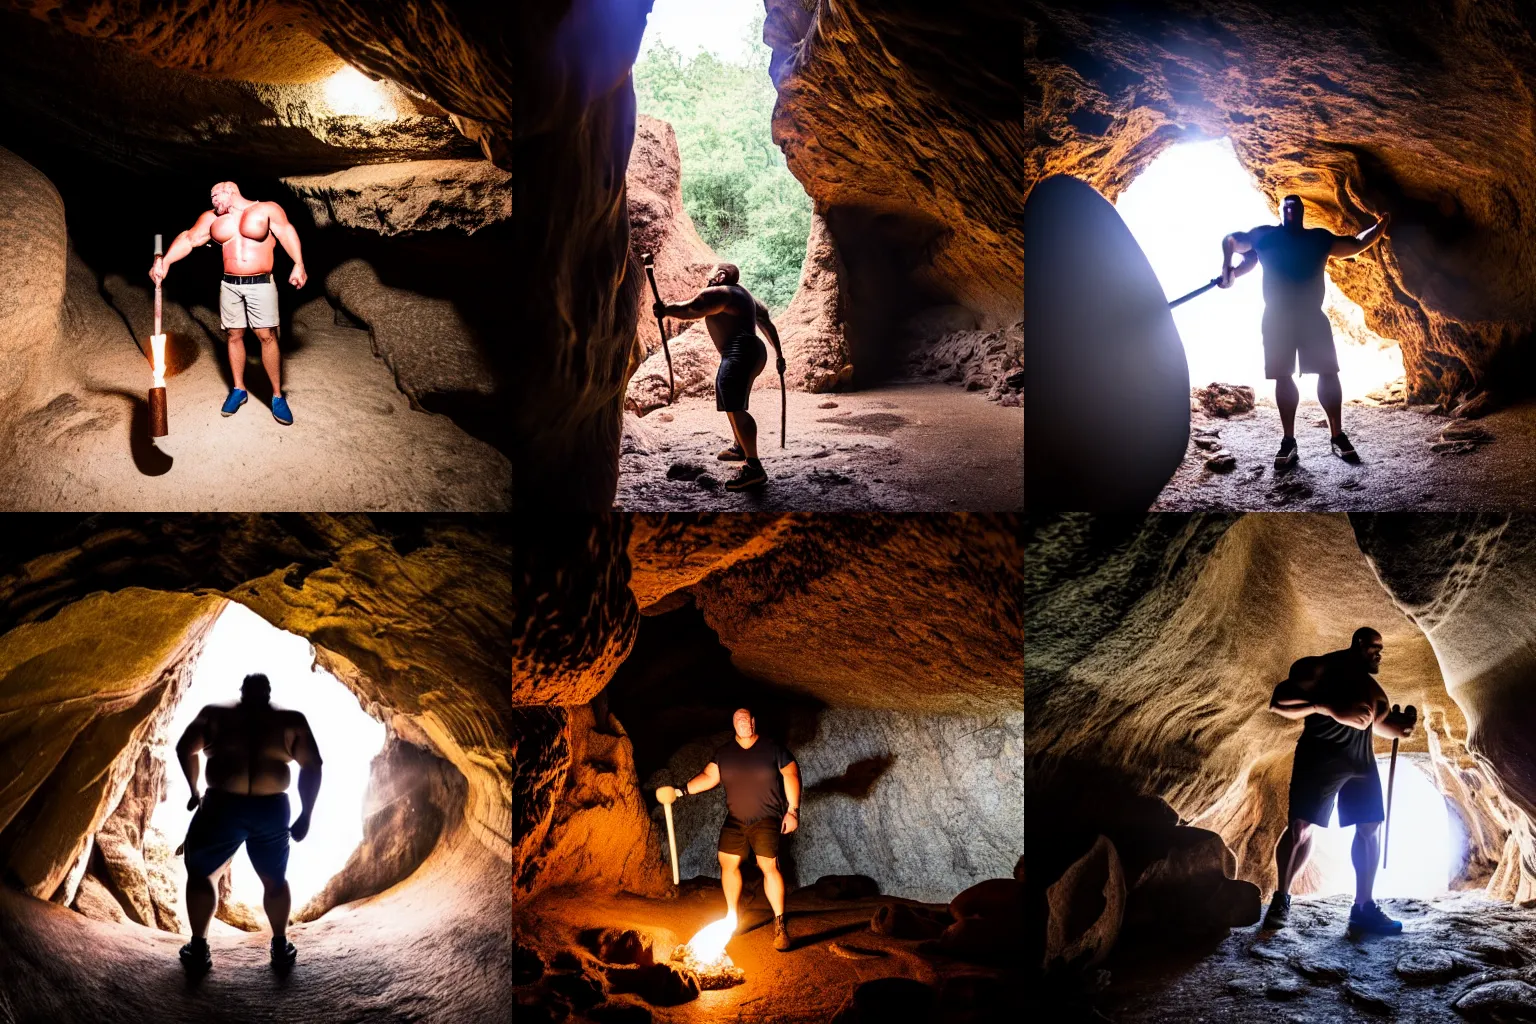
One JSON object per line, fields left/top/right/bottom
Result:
{"left": 636, "top": 2, "right": 812, "bottom": 314}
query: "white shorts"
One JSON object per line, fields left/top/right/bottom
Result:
{"left": 220, "top": 276, "right": 279, "bottom": 329}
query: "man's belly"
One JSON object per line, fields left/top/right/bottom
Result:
{"left": 205, "top": 755, "right": 291, "bottom": 795}
{"left": 221, "top": 239, "right": 275, "bottom": 275}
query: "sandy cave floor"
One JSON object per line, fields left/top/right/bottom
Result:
{"left": 517, "top": 881, "right": 1021, "bottom": 1022}
{"left": 0, "top": 845, "right": 512, "bottom": 1023}
{"left": 1080, "top": 892, "right": 1536, "bottom": 1023}
{"left": 617, "top": 381, "right": 1023, "bottom": 511}
{"left": 1153, "top": 397, "right": 1536, "bottom": 511}
{"left": 2, "top": 310, "right": 510, "bottom": 511}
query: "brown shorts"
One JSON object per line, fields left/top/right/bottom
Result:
{"left": 1263, "top": 310, "right": 1338, "bottom": 379}
{"left": 718, "top": 814, "right": 782, "bottom": 859}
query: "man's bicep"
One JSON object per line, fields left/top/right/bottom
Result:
{"left": 187, "top": 211, "right": 216, "bottom": 243}
{"left": 292, "top": 716, "right": 324, "bottom": 766}
{"left": 177, "top": 709, "right": 209, "bottom": 751}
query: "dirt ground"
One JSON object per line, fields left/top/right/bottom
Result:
{"left": 517, "top": 880, "right": 1020, "bottom": 1023}
{"left": 1153, "top": 396, "right": 1536, "bottom": 511}
{"left": 616, "top": 381, "right": 1023, "bottom": 510}
{"left": 1051, "top": 892, "right": 1536, "bottom": 1023}
{"left": 1, "top": 303, "right": 510, "bottom": 511}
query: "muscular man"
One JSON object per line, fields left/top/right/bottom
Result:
{"left": 662, "top": 707, "right": 801, "bottom": 951}
{"left": 1263, "top": 628, "right": 1417, "bottom": 935}
{"left": 150, "top": 181, "right": 308, "bottom": 425}
{"left": 1219, "top": 195, "right": 1390, "bottom": 470}
{"left": 653, "top": 264, "right": 787, "bottom": 492}
{"left": 174, "top": 673, "right": 323, "bottom": 972}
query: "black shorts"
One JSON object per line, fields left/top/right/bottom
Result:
{"left": 1263, "top": 310, "right": 1338, "bottom": 379}
{"left": 1288, "top": 756, "right": 1384, "bottom": 827}
{"left": 718, "top": 814, "right": 782, "bottom": 859}
{"left": 184, "top": 791, "right": 291, "bottom": 881}
{"left": 716, "top": 332, "right": 767, "bottom": 412}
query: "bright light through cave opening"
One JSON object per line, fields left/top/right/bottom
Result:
{"left": 1116, "top": 138, "right": 1405, "bottom": 402}
{"left": 1309, "top": 755, "right": 1455, "bottom": 900}
{"left": 322, "top": 64, "right": 397, "bottom": 121}
{"left": 150, "top": 602, "right": 386, "bottom": 925}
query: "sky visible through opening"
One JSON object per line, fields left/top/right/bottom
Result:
{"left": 1115, "top": 138, "right": 1404, "bottom": 401}
{"left": 151, "top": 602, "right": 386, "bottom": 923}
{"left": 639, "top": 0, "right": 760, "bottom": 62}
{"left": 1309, "top": 756, "right": 1454, "bottom": 900}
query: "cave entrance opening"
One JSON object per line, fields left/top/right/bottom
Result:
{"left": 1115, "top": 137, "right": 1404, "bottom": 402}
{"left": 148, "top": 601, "right": 386, "bottom": 929}
{"left": 635, "top": 0, "right": 813, "bottom": 316}
{"left": 1307, "top": 753, "right": 1455, "bottom": 900}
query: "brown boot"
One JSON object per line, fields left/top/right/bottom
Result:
{"left": 773, "top": 915, "right": 791, "bottom": 952}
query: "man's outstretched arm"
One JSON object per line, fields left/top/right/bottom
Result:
{"left": 755, "top": 299, "right": 786, "bottom": 370}
{"left": 151, "top": 211, "right": 215, "bottom": 284}
{"left": 176, "top": 709, "right": 209, "bottom": 809}
{"left": 1219, "top": 230, "right": 1259, "bottom": 287}
{"left": 290, "top": 715, "right": 323, "bottom": 841}
{"left": 656, "top": 286, "right": 731, "bottom": 321}
{"left": 1330, "top": 212, "right": 1391, "bottom": 258}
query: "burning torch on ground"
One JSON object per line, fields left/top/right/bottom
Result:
{"left": 656, "top": 785, "right": 746, "bottom": 989}
{"left": 148, "top": 233, "right": 168, "bottom": 437}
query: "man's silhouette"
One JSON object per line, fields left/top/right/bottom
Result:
{"left": 1263, "top": 628, "right": 1417, "bottom": 935}
{"left": 1219, "top": 195, "right": 1390, "bottom": 470}
{"left": 174, "top": 673, "right": 323, "bottom": 972}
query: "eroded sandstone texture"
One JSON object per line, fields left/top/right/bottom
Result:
{"left": 1026, "top": 0, "right": 1536, "bottom": 409}
{"left": 1026, "top": 512, "right": 1536, "bottom": 975}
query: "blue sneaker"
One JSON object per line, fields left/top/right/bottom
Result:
{"left": 271, "top": 395, "right": 293, "bottom": 426}
{"left": 221, "top": 388, "right": 248, "bottom": 416}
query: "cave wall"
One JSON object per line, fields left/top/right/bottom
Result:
{"left": 0, "top": 145, "right": 65, "bottom": 423}
{"left": 1351, "top": 513, "right": 1536, "bottom": 901}
{"left": 1026, "top": 0, "right": 1536, "bottom": 407}
{"left": 647, "top": 709, "right": 1023, "bottom": 903}
{"left": 1026, "top": 513, "right": 1476, "bottom": 902}
{"left": 766, "top": 1, "right": 1025, "bottom": 382}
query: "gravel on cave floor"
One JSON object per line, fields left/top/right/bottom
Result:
{"left": 1087, "top": 891, "right": 1536, "bottom": 1023}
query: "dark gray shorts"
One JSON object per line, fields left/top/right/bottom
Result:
{"left": 716, "top": 332, "right": 766, "bottom": 412}
{"left": 1288, "top": 756, "right": 1383, "bottom": 827}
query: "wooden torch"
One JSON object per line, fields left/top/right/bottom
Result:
{"left": 148, "top": 233, "right": 168, "bottom": 437}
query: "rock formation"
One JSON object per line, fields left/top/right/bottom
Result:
{"left": 1026, "top": 0, "right": 1536, "bottom": 410}
{"left": 0, "top": 145, "right": 65, "bottom": 422}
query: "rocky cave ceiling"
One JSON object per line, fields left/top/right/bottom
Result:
{"left": 1026, "top": 0, "right": 1536, "bottom": 409}
{"left": 0, "top": 513, "right": 511, "bottom": 1020}
{"left": 1026, "top": 512, "right": 1536, "bottom": 970}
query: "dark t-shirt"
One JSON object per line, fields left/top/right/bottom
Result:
{"left": 1296, "top": 649, "right": 1377, "bottom": 771}
{"left": 1251, "top": 225, "right": 1335, "bottom": 312}
{"left": 713, "top": 736, "right": 795, "bottom": 824}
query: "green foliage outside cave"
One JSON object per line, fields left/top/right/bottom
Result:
{"left": 635, "top": 14, "right": 811, "bottom": 314}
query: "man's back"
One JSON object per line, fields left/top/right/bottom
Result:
{"left": 700, "top": 283, "right": 760, "bottom": 351}
{"left": 198, "top": 703, "right": 312, "bottom": 796}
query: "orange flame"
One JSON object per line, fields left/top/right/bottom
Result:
{"left": 685, "top": 911, "right": 736, "bottom": 965}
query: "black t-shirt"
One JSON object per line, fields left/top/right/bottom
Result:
{"left": 1251, "top": 225, "right": 1335, "bottom": 312}
{"left": 713, "top": 736, "right": 795, "bottom": 823}
{"left": 1296, "top": 649, "right": 1377, "bottom": 771}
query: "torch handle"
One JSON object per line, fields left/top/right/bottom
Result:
{"left": 154, "top": 272, "right": 162, "bottom": 338}
{"left": 641, "top": 254, "right": 674, "bottom": 405}
{"left": 663, "top": 800, "right": 680, "bottom": 886}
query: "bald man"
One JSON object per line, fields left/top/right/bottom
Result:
{"left": 653, "top": 264, "right": 786, "bottom": 492}
{"left": 151, "top": 181, "right": 308, "bottom": 426}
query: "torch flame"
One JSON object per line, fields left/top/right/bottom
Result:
{"left": 685, "top": 911, "right": 737, "bottom": 965}
{"left": 150, "top": 334, "right": 167, "bottom": 387}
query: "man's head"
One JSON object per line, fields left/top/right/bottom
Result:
{"left": 1351, "top": 627, "right": 1384, "bottom": 673}
{"left": 1281, "top": 194, "right": 1305, "bottom": 230}
{"left": 709, "top": 263, "right": 740, "bottom": 287}
{"left": 211, "top": 181, "right": 243, "bottom": 215}
{"left": 240, "top": 672, "right": 272, "bottom": 706}
{"left": 731, "top": 706, "right": 756, "bottom": 738}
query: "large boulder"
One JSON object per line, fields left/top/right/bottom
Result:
{"left": 0, "top": 146, "right": 66, "bottom": 415}
{"left": 772, "top": 213, "right": 854, "bottom": 393}
{"left": 1043, "top": 834, "right": 1125, "bottom": 972}
{"left": 284, "top": 160, "right": 512, "bottom": 234}
{"left": 1122, "top": 825, "right": 1261, "bottom": 934}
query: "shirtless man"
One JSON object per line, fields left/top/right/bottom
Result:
{"left": 659, "top": 707, "right": 801, "bottom": 951}
{"left": 1263, "top": 628, "right": 1417, "bottom": 936}
{"left": 150, "top": 181, "right": 308, "bottom": 425}
{"left": 1218, "top": 195, "right": 1390, "bottom": 470}
{"left": 653, "top": 264, "right": 787, "bottom": 491}
{"left": 174, "top": 673, "right": 323, "bottom": 972}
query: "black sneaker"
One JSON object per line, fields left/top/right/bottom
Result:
{"left": 726, "top": 462, "right": 768, "bottom": 492}
{"left": 1274, "top": 437, "right": 1299, "bottom": 471}
{"left": 1262, "top": 893, "right": 1291, "bottom": 928}
{"left": 1348, "top": 900, "right": 1402, "bottom": 935}
{"left": 1330, "top": 431, "right": 1359, "bottom": 462}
